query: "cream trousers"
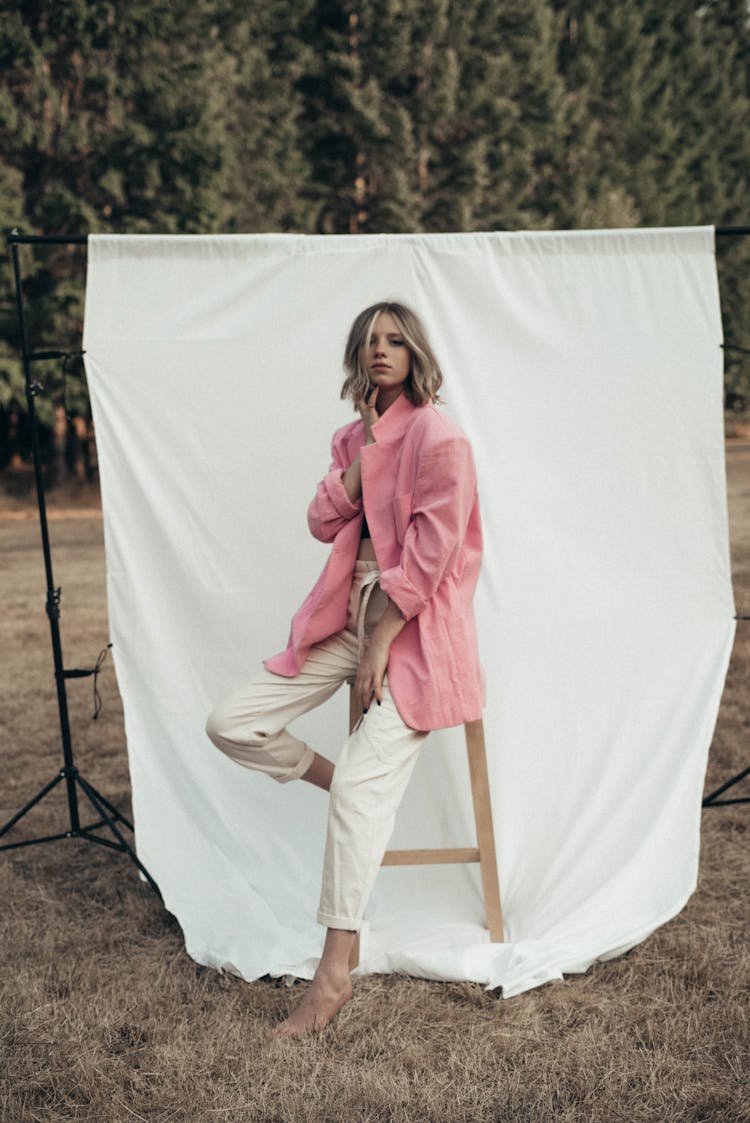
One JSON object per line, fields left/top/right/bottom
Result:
{"left": 205, "top": 560, "right": 428, "bottom": 931}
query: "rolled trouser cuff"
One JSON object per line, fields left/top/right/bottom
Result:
{"left": 276, "top": 743, "right": 316, "bottom": 784}
{"left": 316, "top": 909, "right": 362, "bottom": 931}
{"left": 206, "top": 714, "right": 316, "bottom": 783}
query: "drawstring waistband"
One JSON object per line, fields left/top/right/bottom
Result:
{"left": 351, "top": 560, "right": 381, "bottom": 659}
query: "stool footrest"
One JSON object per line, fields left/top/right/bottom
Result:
{"left": 382, "top": 847, "right": 480, "bottom": 866}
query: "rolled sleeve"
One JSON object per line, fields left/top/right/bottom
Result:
{"left": 378, "top": 565, "right": 426, "bottom": 621}
{"left": 323, "top": 470, "right": 362, "bottom": 520}
{"left": 307, "top": 431, "right": 363, "bottom": 542}
{"left": 378, "top": 437, "right": 477, "bottom": 621}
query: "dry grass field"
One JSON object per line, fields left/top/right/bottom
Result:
{"left": 1, "top": 450, "right": 748, "bottom": 1123}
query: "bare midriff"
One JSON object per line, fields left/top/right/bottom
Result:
{"left": 357, "top": 536, "right": 377, "bottom": 562}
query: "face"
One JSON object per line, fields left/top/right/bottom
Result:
{"left": 361, "top": 311, "right": 412, "bottom": 398}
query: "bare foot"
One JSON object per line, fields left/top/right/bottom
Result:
{"left": 272, "top": 968, "right": 353, "bottom": 1039}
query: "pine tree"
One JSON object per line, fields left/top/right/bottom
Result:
{"left": 213, "top": 0, "right": 317, "bottom": 233}
{"left": 694, "top": 0, "right": 750, "bottom": 412}
{"left": 298, "top": 0, "right": 423, "bottom": 233}
{"left": 552, "top": 0, "right": 662, "bottom": 227}
{"left": 0, "top": 1, "right": 237, "bottom": 236}
{"left": 298, "top": 0, "right": 574, "bottom": 234}
{"left": 432, "top": 0, "right": 571, "bottom": 230}
{"left": 3, "top": 0, "right": 750, "bottom": 466}
{"left": 0, "top": 0, "right": 245, "bottom": 472}
{"left": 552, "top": 0, "right": 750, "bottom": 409}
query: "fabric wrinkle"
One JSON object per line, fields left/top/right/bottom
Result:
{"left": 207, "top": 560, "right": 427, "bottom": 930}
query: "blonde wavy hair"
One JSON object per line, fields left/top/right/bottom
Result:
{"left": 340, "top": 301, "right": 443, "bottom": 408}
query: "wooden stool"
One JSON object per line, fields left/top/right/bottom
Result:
{"left": 348, "top": 688, "right": 504, "bottom": 968}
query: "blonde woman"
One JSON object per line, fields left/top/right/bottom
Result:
{"left": 206, "top": 301, "right": 484, "bottom": 1037}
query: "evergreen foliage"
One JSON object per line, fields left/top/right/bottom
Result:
{"left": 553, "top": 0, "right": 750, "bottom": 405}
{"left": 0, "top": 0, "right": 239, "bottom": 469}
{"left": 215, "top": 0, "right": 316, "bottom": 232}
{"left": 1, "top": 0, "right": 749, "bottom": 476}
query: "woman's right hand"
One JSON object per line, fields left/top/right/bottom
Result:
{"left": 357, "top": 386, "right": 379, "bottom": 444}
{"left": 342, "top": 387, "right": 379, "bottom": 503}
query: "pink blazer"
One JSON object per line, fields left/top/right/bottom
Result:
{"left": 264, "top": 392, "right": 485, "bottom": 731}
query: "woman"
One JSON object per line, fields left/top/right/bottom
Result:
{"left": 206, "top": 301, "right": 484, "bottom": 1038}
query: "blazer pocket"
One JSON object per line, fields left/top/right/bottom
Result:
{"left": 392, "top": 492, "right": 413, "bottom": 545}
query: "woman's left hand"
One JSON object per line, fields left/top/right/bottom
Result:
{"left": 355, "top": 637, "right": 390, "bottom": 713}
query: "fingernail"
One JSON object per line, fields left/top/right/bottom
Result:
{"left": 363, "top": 707, "right": 368, "bottom": 714}
{"left": 376, "top": 700, "right": 381, "bottom": 706}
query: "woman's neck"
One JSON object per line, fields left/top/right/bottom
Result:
{"left": 376, "top": 387, "right": 405, "bottom": 416}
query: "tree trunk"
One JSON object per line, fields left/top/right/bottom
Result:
{"left": 53, "top": 402, "right": 68, "bottom": 484}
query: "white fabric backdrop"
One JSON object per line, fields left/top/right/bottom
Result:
{"left": 83, "top": 229, "right": 735, "bottom": 998}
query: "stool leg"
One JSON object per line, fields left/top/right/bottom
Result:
{"left": 465, "top": 719, "right": 504, "bottom": 942}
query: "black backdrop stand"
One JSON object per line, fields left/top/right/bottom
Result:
{"left": 703, "top": 225, "right": 750, "bottom": 807}
{"left": 702, "top": 764, "right": 749, "bottom": 807}
{"left": 1, "top": 226, "right": 747, "bottom": 874}
{"left": 0, "top": 230, "right": 160, "bottom": 895}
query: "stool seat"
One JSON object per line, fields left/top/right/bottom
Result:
{"left": 348, "top": 690, "right": 503, "bottom": 967}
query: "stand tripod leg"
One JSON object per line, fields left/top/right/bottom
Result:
{"left": 702, "top": 764, "right": 750, "bottom": 807}
{"left": 79, "top": 784, "right": 134, "bottom": 832}
{"left": 0, "top": 770, "right": 65, "bottom": 844}
{"left": 76, "top": 775, "right": 161, "bottom": 897}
